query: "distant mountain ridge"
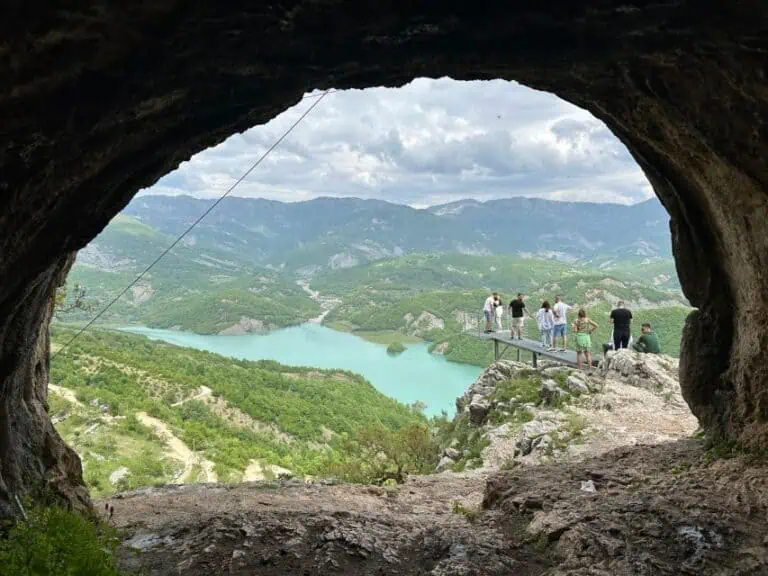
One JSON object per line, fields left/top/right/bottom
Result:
{"left": 120, "top": 194, "right": 671, "bottom": 272}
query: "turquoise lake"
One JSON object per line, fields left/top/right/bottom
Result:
{"left": 121, "top": 324, "right": 483, "bottom": 416}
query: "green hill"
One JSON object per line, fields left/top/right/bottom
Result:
{"left": 313, "top": 253, "right": 690, "bottom": 364}
{"left": 62, "top": 215, "right": 321, "bottom": 333}
{"left": 50, "top": 328, "right": 425, "bottom": 497}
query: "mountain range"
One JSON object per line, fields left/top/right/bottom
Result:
{"left": 115, "top": 194, "right": 672, "bottom": 273}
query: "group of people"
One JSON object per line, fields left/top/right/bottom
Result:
{"left": 482, "top": 293, "right": 661, "bottom": 370}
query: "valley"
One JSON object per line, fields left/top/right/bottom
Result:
{"left": 58, "top": 195, "right": 690, "bottom": 369}
{"left": 41, "top": 197, "right": 762, "bottom": 575}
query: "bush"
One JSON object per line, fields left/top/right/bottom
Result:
{"left": 386, "top": 341, "right": 406, "bottom": 355}
{"left": 323, "top": 423, "right": 440, "bottom": 484}
{"left": 0, "top": 506, "right": 121, "bottom": 576}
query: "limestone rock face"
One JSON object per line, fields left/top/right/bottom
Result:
{"left": 0, "top": 255, "right": 91, "bottom": 517}
{"left": 1, "top": 3, "right": 768, "bottom": 512}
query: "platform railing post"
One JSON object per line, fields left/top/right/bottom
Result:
{"left": 494, "top": 339, "right": 499, "bottom": 361}
{"left": 532, "top": 352, "right": 537, "bottom": 368}
{"left": 516, "top": 348, "right": 520, "bottom": 362}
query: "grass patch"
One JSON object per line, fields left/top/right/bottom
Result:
{"left": 451, "top": 500, "right": 479, "bottom": 523}
{"left": 564, "top": 412, "right": 588, "bottom": 439}
{"left": 433, "top": 413, "right": 490, "bottom": 471}
{"left": 324, "top": 320, "right": 356, "bottom": 333}
{"left": 0, "top": 505, "right": 121, "bottom": 576}
{"left": 491, "top": 376, "right": 542, "bottom": 405}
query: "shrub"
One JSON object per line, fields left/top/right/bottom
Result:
{"left": 0, "top": 505, "right": 121, "bottom": 576}
{"left": 323, "top": 423, "right": 440, "bottom": 484}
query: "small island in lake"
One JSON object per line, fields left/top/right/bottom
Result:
{"left": 386, "top": 341, "right": 406, "bottom": 356}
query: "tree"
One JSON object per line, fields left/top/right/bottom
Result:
{"left": 326, "top": 423, "right": 440, "bottom": 484}
{"left": 54, "top": 283, "right": 90, "bottom": 318}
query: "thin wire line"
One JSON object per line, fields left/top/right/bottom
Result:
{"left": 53, "top": 90, "right": 330, "bottom": 359}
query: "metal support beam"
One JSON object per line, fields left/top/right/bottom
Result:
{"left": 532, "top": 352, "right": 538, "bottom": 368}
{"left": 516, "top": 348, "right": 520, "bottom": 362}
{"left": 494, "top": 339, "right": 499, "bottom": 361}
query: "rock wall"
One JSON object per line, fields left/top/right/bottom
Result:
{"left": 0, "top": 254, "right": 90, "bottom": 517}
{"left": 1, "top": 3, "right": 767, "bottom": 511}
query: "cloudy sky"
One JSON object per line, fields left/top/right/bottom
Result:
{"left": 144, "top": 78, "right": 654, "bottom": 207}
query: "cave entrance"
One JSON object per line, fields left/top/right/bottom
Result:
{"left": 48, "top": 79, "right": 695, "bottom": 500}
{"left": 2, "top": 4, "right": 764, "bottom": 516}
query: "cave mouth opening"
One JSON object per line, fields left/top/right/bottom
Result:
{"left": 47, "top": 78, "right": 696, "bottom": 502}
{"left": 2, "top": 3, "right": 764, "bottom": 516}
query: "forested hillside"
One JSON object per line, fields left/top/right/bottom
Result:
{"left": 49, "top": 328, "right": 426, "bottom": 497}
{"left": 64, "top": 215, "right": 321, "bottom": 333}
{"left": 314, "top": 253, "right": 690, "bottom": 364}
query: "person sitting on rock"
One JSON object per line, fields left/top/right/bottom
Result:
{"left": 572, "top": 309, "right": 599, "bottom": 371}
{"left": 632, "top": 322, "right": 661, "bottom": 354}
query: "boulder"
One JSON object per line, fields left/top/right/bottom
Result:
{"left": 109, "top": 467, "right": 130, "bottom": 486}
{"left": 435, "top": 456, "right": 455, "bottom": 472}
{"left": 530, "top": 434, "right": 553, "bottom": 456}
{"left": 566, "top": 375, "right": 590, "bottom": 396}
{"left": 515, "top": 420, "right": 560, "bottom": 456}
{"left": 539, "top": 380, "right": 570, "bottom": 406}
{"left": 600, "top": 350, "right": 680, "bottom": 393}
{"left": 456, "top": 360, "right": 532, "bottom": 412}
{"left": 444, "top": 447, "right": 461, "bottom": 460}
{"left": 468, "top": 395, "right": 491, "bottom": 426}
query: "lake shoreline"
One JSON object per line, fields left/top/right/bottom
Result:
{"left": 115, "top": 323, "right": 482, "bottom": 417}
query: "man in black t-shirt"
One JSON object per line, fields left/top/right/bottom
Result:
{"left": 509, "top": 293, "right": 526, "bottom": 340}
{"left": 609, "top": 300, "right": 633, "bottom": 350}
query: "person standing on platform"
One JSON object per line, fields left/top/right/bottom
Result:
{"left": 552, "top": 295, "right": 571, "bottom": 352}
{"left": 573, "top": 309, "right": 599, "bottom": 371}
{"left": 509, "top": 293, "right": 527, "bottom": 340}
{"left": 609, "top": 300, "right": 633, "bottom": 351}
{"left": 483, "top": 292, "right": 498, "bottom": 333}
{"left": 494, "top": 297, "right": 505, "bottom": 332}
{"left": 536, "top": 300, "right": 555, "bottom": 350}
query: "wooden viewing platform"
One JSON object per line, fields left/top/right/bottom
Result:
{"left": 471, "top": 331, "right": 580, "bottom": 368}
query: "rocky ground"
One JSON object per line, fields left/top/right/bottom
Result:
{"left": 105, "top": 351, "right": 768, "bottom": 575}
{"left": 446, "top": 350, "right": 698, "bottom": 472}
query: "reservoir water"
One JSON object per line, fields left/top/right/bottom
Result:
{"left": 122, "top": 324, "right": 482, "bottom": 416}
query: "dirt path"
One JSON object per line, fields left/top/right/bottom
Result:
{"left": 170, "top": 385, "right": 212, "bottom": 407}
{"left": 48, "top": 383, "right": 83, "bottom": 407}
{"left": 136, "top": 412, "right": 217, "bottom": 483}
{"left": 297, "top": 280, "right": 342, "bottom": 324}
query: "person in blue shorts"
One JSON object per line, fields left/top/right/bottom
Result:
{"left": 552, "top": 295, "right": 571, "bottom": 352}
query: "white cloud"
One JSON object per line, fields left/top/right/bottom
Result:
{"left": 141, "top": 78, "right": 653, "bottom": 206}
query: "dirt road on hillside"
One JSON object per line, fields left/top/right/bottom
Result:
{"left": 136, "top": 412, "right": 217, "bottom": 483}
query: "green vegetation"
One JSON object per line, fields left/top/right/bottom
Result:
{"left": 490, "top": 374, "right": 542, "bottom": 405}
{"left": 316, "top": 255, "right": 691, "bottom": 365}
{"left": 59, "top": 215, "right": 322, "bottom": 334}
{"left": 50, "top": 327, "right": 426, "bottom": 496}
{"left": 322, "top": 423, "right": 439, "bottom": 484}
{"left": 386, "top": 341, "right": 406, "bottom": 355}
{"left": 0, "top": 505, "right": 120, "bottom": 576}
{"left": 432, "top": 413, "right": 490, "bottom": 472}
{"left": 451, "top": 500, "right": 480, "bottom": 523}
